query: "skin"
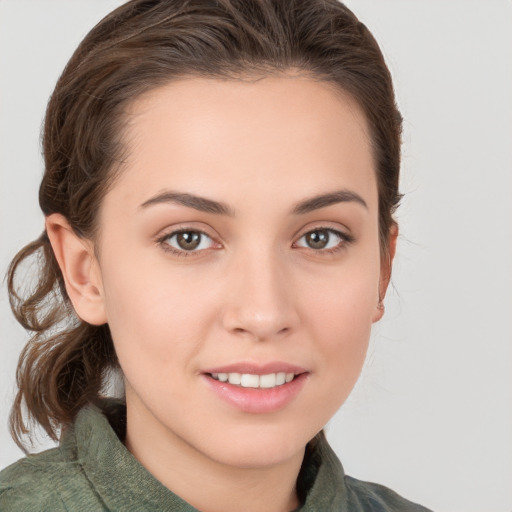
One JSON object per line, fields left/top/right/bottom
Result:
{"left": 47, "top": 73, "right": 397, "bottom": 512}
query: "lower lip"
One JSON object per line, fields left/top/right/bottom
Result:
{"left": 202, "top": 373, "right": 309, "bottom": 414}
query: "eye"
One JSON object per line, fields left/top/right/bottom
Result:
{"left": 294, "top": 228, "right": 352, "bottom": 252}
{"left": 159, "top": 229, "right": 216, "bottom": 255}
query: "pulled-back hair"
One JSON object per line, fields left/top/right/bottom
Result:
{"left": 7, "top": 0, "right": 402, "bottom": 450}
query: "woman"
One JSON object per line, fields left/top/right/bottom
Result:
{"left": 0, "top": 0, "right": 433, "bottom": 510}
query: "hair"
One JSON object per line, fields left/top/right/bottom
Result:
{"left": 7, "top": 0, "right": 402, "bottom": 451}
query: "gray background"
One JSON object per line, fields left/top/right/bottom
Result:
{"left": 1, "top": 1, "right": 511, "bottom": 511}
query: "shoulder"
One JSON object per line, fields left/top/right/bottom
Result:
{"left": 0, "top": 448, "right": 69, "bottom": 511}
{"left": 300, "top": 436, "right": 434, "bottom": 511}
{"left": 0, "top": 443, "right": 105, "bottom": 511}
{"left": 0, "top": 403, "right": 128, "bottom": 511}
{"left": 344, "top": 475, "right": 434, "bottom": 512}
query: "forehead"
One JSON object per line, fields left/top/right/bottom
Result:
{"left": 107, "top": 74, "right": 377, "bottom": 214}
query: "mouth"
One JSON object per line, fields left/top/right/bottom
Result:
{"left": 208, "top": 371, "right": 298, "bottom": 389}
{"left": 202, "top": 363, "right": 309, "bottom": 413}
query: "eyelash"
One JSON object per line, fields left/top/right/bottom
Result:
{"left": 156, "top": 226, "right": 354, "bottom": 258}
{"left": 156, "top": 229, "right": 216, "bottom": 258}
{"left": 294, "top": 227, "right": 354, "bottom": 255}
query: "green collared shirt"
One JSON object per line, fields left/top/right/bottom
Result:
{"left": 0, "top": 400, "right": 432, "bottom": 511}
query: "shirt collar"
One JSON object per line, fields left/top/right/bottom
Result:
{"left": 61, "top": 399, "right": 348, "bottom": 511}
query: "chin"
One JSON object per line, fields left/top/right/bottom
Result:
{"left": 198, "top": 422, "right": 317, "bottom": 469}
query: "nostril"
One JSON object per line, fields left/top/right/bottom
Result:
{"left": 221, "top": 298, "right": 299, "bottom": 340}
{"left": 278, "top": 327, "right": 290, "bottom": 335}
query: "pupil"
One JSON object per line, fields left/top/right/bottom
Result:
{"left": 307, "top": 230, "right": 329, "bottom": 249}
{"left": 177, "top": 232, "right": 201, "bottom": 250}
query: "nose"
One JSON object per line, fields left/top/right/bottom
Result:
{"left": 221, "top": 248, "right": 300, "bottom": 342}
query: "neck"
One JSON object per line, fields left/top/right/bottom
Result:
{"left": 124, "top": 399, "right": 304, "bottom": 512}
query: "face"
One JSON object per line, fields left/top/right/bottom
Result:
{"left": 91, "top": 74, "right": 386, "bottom": 469}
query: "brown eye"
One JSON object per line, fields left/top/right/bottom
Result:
{"left": 162, "top": 230, "right": 214, "bottom": 253}
{"left": 305, "top": 229, "right": 330, "bottom": 249}
{"left": 295, "top": 228, "right": 350, "bottom": 252}
{"left": 176, "top": 231, "right": 201, "bottom": 250}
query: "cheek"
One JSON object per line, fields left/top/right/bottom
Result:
{"left": 313, "top": 292, "right": 373, "bottom": 371}
{"left": 98, "top": 250, "right": 218, "bottom": 372}
{"left": 299, "top": 259, "right": 378, "bottom": 397}
{"left": 301, "top": 253, "right": 379, "bottom": 331}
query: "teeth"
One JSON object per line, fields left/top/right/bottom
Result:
{"left": 228, "top": 373, "right": 241, "bottom": 385}
{"left": 276, "top": 372, "right": 286, "bottom": 385}
{"left": 210, "top": 372, "right": 297, "bottom": 389}
{"left": 241, "top": 374, "right": 259, "bottom": 388}
{"left": 259, "top": 373, "right": 276, "bottom": 388}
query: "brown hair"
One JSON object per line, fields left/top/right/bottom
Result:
{"left": 7, "top": 0, "right": 402, "bottom": 451}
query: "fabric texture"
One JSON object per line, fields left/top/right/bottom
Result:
{"left": 0, "top": 399, "right": 433, "bottom": 511}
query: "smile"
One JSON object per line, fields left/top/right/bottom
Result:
{"left": 202, "top": 364, "right": 309, "bottom": 413}
{"left": 209, "top": 372, "right": 296, "bottom": 389}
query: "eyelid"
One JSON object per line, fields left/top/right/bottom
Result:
{"left": 155, "top": 221, "right": 218, "bottom": 241}
{"left": 155, "top": 225, "right": 222, "bottom": 257}
{"left": 292, "top": 225, "right": 354, "bottom": 252}
{"left": 154, "top": 222, "right": 354, "bottom": 258}
{"left": 294, "top": 222, "right": 354, "bottom": 241}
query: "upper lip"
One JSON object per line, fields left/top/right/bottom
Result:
{"left": 202, "top": 361, "right": 308, "bottom": 375}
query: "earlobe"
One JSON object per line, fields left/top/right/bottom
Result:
{"left": 372, "top": 223, "right": 399, "bottom": 323}
{"left": 45, "top": 213, "right": 107, "bottom": 326}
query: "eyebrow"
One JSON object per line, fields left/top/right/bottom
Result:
{"left": 140, "top": 191, "right": 235, "bottom": 216}
{"left": 292, "top": 189, "right": 367, "bottom": 214}
{"left": 139, "top": 189, "right": 367, "bottom": 216}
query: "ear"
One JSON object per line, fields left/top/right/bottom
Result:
{"left": 45, "top": 213, "right": 107, "bottom": 325}
{"left": 372, "top": 223, "right": 399, "bottom": 323}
